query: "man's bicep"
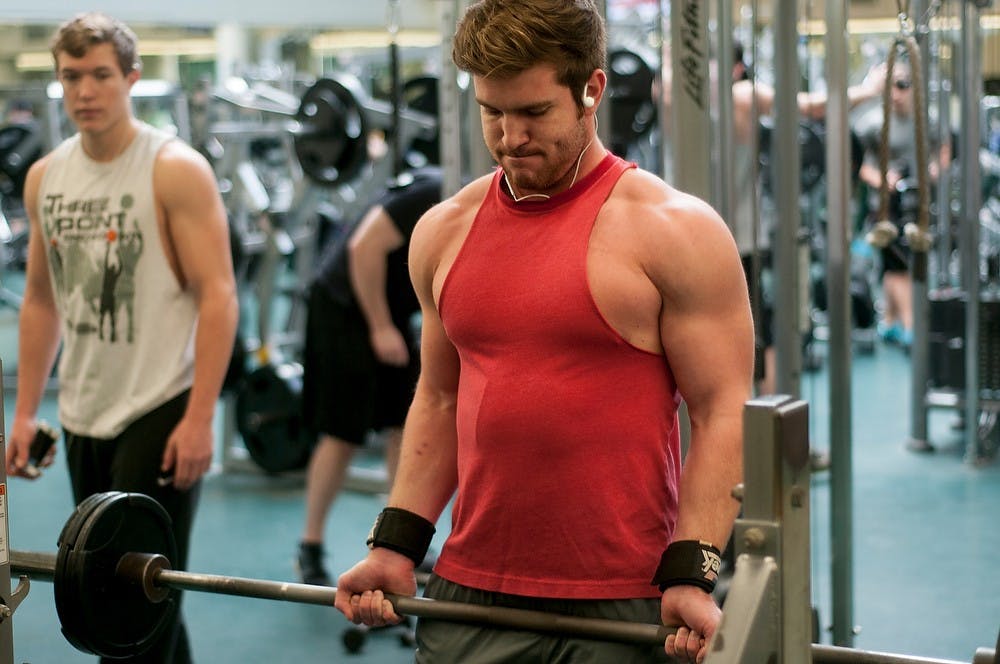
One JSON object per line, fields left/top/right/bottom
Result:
{"left": 660, "top": 235, "right": 753, "bottom": 412}
{"left": 22, "top": 161, "right": 57, "bottom": 299}
{"left": 415, "top": 304, "right": 460, "bottom": 397}
{"left": 159, "top": 153, "right": 231, "bottom": 287}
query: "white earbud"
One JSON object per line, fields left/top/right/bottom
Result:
{"left": 582, "top": 84, "right": 595, "bottom": 108}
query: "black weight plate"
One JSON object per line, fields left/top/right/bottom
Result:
{"left": 402, "top": 76, "right": 440, "bottom": 166}
{"left": 235, "top": 362, "right": 311, "bottom": 473}
{"left": 758, "top": 118, "right": 826, "bottom": 194}
{"left": 295, "top": 76, "right": 369, "bottom": 186}
{"left": 223, "top": 332, "right": 248, "bottom": 393}
{"left": 607, "top": 48, "right": 657, "bottom": 157}
{"left": 403, "top": 76, "right": 438, "bottom": 117}
{"left": 0, "top": 123, "right": 44, "bottom": 196}
{"left": 798, "top": 121, "right": 826, "bottom": 192}
{"left": 0, "top": 124, "right": 28, "bottom": 152}
{"left": 56, "top": 492, "right": 178, "bottom": 659}
{"left": 55, "top": 491, "right": 119, "bottom": 658}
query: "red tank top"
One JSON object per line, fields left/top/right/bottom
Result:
{"left": 435, "top": 153, "right": 682, "bottom": 599}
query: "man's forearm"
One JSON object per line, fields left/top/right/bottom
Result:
{"left": 797, "top": 79, "right": 881, "bottom": 121}
{"left": 669, "top": 419, "right": 743, "bottom": 549}
{"left": 14, "top": 300, "right": 62, "bottom": 421}
{"left": 387, "top": 390, "right": 459, "bottom": 523}
{"left": 349, "top": 250, "right": 394, "bottom": 333}
{"left": 185, "top": 285, "right": 238, "bottom": 422}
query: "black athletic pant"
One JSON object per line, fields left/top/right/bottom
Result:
{"left": 64, "top": 390, "right": 199, "bottom": 664}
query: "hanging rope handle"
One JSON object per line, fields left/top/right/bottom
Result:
{"left": 876, "top": 32, "right": 933, "bottom": 253}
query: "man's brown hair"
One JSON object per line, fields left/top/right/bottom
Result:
{"left": 51, "top": 12, "right": 140, "bottom": 75}
{"left": 452, "top": 0, "right": 607, "bottom": 109}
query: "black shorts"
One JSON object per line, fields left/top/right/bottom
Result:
{"left": 301, "top": 284, "right": 419, "bottom": 444}
{"left": 63, "top": 389, "right": 199, "bottom": 570}
{"left": 880, "top": 236, "right": 911, "bottom": 275}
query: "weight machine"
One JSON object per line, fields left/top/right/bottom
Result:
{"left": 0, "top": 118, "right": 42, "bottom": 311}
{"left": 206, "top": 69, "right": 437, "bottom": 480}
{"left": 917, "top": 1, "right": 1000, "bottom": 464}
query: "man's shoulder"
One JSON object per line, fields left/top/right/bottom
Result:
{"left": 39, "top": 134, "right": 79, "bottom": 165}
{"left": 152, "top": 134, "right": 194, "bottom": 161}
{"left": 27, "top": 149, "right": 55, "bottom": 177}
{"left": 410, "top": 174, "right": 490, "bottom": 245}
{"left": 600, "top": 170, "right": 726, "bottom": 256}
{"left": 152, "top": 135, "right": 211, "bottom": 178}
{"left": 615, "top": 168, "right": 715, "bottom": 219}
{"left": 26, "top": 138, "right": 75, "bottom": 193}
{"left": 435, "top": 173, "right": 492, "bottom": 219}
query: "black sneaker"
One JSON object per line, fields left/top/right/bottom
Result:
{"left": 297, "top": 542, "right": 331, "bottom": 586}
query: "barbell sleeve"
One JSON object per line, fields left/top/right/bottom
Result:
{"left": 9, "top": 550, "right": 56, "bottom": 582}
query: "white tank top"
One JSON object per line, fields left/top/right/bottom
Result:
{"left": 38, "top": 122, "right": 196, "bottom": 437}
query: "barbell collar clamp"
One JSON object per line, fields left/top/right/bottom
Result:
{"left": 117, "top": 552, "right": 171, "bottom": 603}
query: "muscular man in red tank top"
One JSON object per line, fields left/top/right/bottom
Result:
{"left": 336, "top": 2, "right": 754, "bottom": 662}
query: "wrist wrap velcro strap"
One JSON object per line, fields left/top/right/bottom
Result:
{"left": 366, "top": 507, "right": 436, "bottom": 566}
{"left": 650, "top": 540, "right": 722, "bottom": 593}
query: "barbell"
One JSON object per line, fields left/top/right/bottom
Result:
{"left": 606, "top": 48, "right": 658, "bottom": 159}
{"left": 757, "top": 116, "right": 827, "bottom": 195}
{"left": 8, "top": 491, "right": 997, "bottom": 663}
{"left": 11, "top": 491, "right": 673, "bottom": 659}
{"left": 291, "top": 76, "right": 369, "bottom": 186}
{"left": 215, "top": 71, "right": 443, "bottom": 189}
{"left": 211, "top": 74, "right": 369, "bottom": 188}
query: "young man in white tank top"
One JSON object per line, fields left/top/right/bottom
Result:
{"left": 5, "top": 13, "right": 237, "bottom": 662}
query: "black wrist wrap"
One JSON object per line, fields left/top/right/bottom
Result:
{"left": 650, "top": 540, "right": 722, "bottom": 593}
{"left": 366, "top": 507, "right": 436, "bottom": 566}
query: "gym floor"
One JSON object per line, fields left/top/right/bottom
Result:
{"left": 1, "top": 299, "right": 998, "bottom": 663}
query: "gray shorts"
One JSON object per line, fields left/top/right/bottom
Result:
{"left": 414, "top": 575, "right": 673, "bottom": 664}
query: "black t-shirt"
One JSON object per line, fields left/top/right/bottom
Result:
{"left": 313, "top": 167, "right": 442, "bottom": 324}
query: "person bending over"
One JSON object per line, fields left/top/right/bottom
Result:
{"left": 297, "top": 168, "right": 441, "bottom": 585}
